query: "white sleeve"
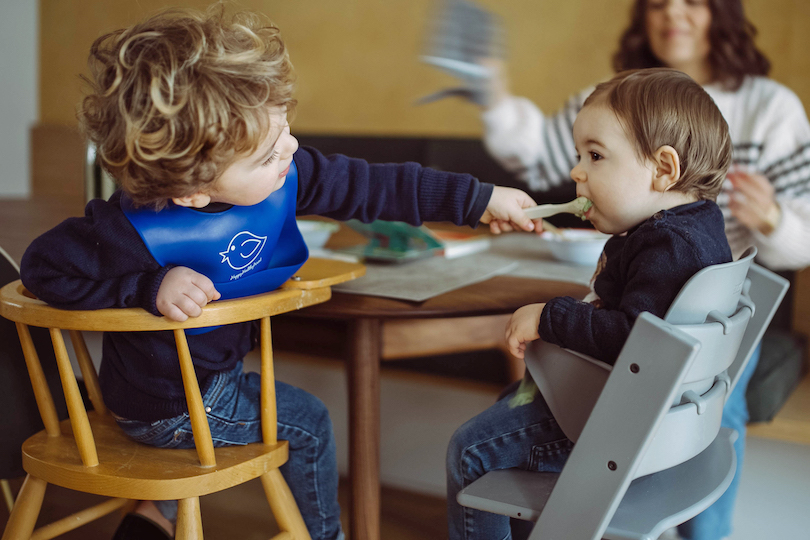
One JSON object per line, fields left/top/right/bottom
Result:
{"left": 481, "top": 88, "right": 591, "bottom": 192}
{"left": 752, "top": 197, "right": 810, "bottom": 270}
{"left": 751, "top": 87, "right": 810, "bottom": 270}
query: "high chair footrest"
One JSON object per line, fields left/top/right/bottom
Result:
{"left": 456, "top": 469, "right": 558, "bottom": 522}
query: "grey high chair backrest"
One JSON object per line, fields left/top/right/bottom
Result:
{"left": 530, "top": 247, "right": 756, "bottom": 475}
{"left": 457, "top": 248, "right": 789, "bottom": 540}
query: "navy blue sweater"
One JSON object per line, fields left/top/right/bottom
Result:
{"left": 21, "top": 146, "right": 494, "bottom": 420}
{"left": 538, "top": 200, "right": 733, "bottom": 364}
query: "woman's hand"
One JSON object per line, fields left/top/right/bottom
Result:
{"left": 156, "top": 266, "right": 221, "bottom": 321}
{"left": 727, "top": 168, "right": 781, "bottom": 235}
{"left": 477, "top": 57, "right": 510, "bottom": 110}
{"left": 505, "top": 303, "right": 545, "bottom": 359}
{"left": 480, "top": 186, "right": 542, "bottom": 234}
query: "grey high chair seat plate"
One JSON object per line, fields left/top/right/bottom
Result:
{"left": 457, "top": 248, "right": 789, "bottom": 540}
{"left": 458, "top": 428, "right": 736, "bottom": 540}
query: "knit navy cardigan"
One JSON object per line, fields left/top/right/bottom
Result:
{"left": 538, "top": 200, "right": 733, "bottom": 364}
{"left": 21, "top": 146, "right": 494, "bottom": 421}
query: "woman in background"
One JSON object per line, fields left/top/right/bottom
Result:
{"left": 478, "top": 0, "right": 810, "bottom": 538}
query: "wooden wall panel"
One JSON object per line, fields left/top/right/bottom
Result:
{"left": 38, "top": 0, "right": 629, "bottom": 136}
{"left": 31, "top": 124, "right": 85, "bottom": 201}
{"left": 38, "top": 1, "right": 810, "bottom": 137}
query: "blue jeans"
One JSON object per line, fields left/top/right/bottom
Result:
{"left": 678, "top": 344, "right": 761, "bottom": 540}
{"left": 446, "top": 386, "right": 573, "bottom": 540}
{"left": 447, "top": 346, "right": 762, "bottom": 540}
{"left": 115, "top": 362, "right": 344, "bottom": 540}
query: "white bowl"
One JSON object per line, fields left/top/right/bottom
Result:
{"left": 296, "top": 219, "right": 340, "bottom": 250}
{"left": 540, "top": 228, "right": 610, "bottom": 266}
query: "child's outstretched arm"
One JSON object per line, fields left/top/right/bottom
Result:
{"left": 505, "top": 303, "right": 545, "bottom": 359}
{"left": 293, "top": 147, "right": 540, "bottom": 231}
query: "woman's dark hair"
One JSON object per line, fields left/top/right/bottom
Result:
{"left": 612, "top": 0, "right": 770, "bottom": 90}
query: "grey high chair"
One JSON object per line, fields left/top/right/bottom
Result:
{"left": 457, "top": 247, "right": 789, "bottom": 540}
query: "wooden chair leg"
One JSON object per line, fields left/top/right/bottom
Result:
{"left": 1, "top": 479, "right": 14, "bottom": 513}
{"left": 261, "top": 469, "right": 311, "bottom": 540}
{"left": 119, "top": 499, "right": 138, "bottom": 517}
{"left": 175, "top": 497, "right": 203, "bottom": 540}
{"left": 1, "top": 475, "right": 47, "bottom": 540}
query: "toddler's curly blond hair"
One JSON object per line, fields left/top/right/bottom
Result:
{"left": 78, "top": 5, "right": 296, "bottom": 208}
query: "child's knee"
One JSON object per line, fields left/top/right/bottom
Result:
{"left": 310, "top": 397, "right": 334, "bottom": 441}
{"left": 446, "top": 421, "right": 476, "bottom": 469}
{"left": 280, "top": 387, "right": 335, "bottom": 446}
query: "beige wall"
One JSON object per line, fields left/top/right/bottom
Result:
{"left": 40, "top": 0, "right": 809, "bottom": 137}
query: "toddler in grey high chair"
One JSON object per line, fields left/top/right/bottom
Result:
{"left": 447, "top": 67, "right": 735, "bottom": 540}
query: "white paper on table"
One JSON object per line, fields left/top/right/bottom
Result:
{"left": 332, "top": 252, "right": 518, "bottom": 302}
{"left": 489, "top": 233, "right": 596, "bottom": 286}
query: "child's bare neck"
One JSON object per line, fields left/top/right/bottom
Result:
{"left": 657, "top": 190, "right": 700, "bottom": 212}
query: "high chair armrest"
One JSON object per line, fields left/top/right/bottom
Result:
{"left": 0, "top": 258, "right": 365, "bottom": 332}
{"left": 281, "top": 257, "right": 365, "bottom": 289}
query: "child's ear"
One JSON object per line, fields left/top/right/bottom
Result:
{"left": 172, "top": 192, "right": 212, "bottom": 208}
{"left": 652, "top": 145, "right": 681, "bottom": 193}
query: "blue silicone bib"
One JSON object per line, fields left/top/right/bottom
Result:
{"left": 122, "top": 161, "right": 308, "bottom": 332}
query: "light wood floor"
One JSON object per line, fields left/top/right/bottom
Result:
{"left": 0, "top": 476, "right": 448, "bottom": 540}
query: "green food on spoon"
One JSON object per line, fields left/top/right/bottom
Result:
{"left": 523, "top": 196, "right": 593, "bottom": 221}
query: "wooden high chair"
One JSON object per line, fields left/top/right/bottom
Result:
{"left": 0, "top": 258, "right": 364, "bottom": 540}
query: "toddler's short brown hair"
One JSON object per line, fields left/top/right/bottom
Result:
{"left": 584, "top": 68, "right": 731, "bottom": 200}
{"left": 78, "top": 5, "right": 296, "bottom": 208}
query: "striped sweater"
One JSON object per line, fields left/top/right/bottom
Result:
{"left": 482, "top": 76, "right": 810, "bottom": 270}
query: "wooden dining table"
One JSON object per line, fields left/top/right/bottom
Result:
{"left": 282, "top": 267, "right": 589, "bottom": 540}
